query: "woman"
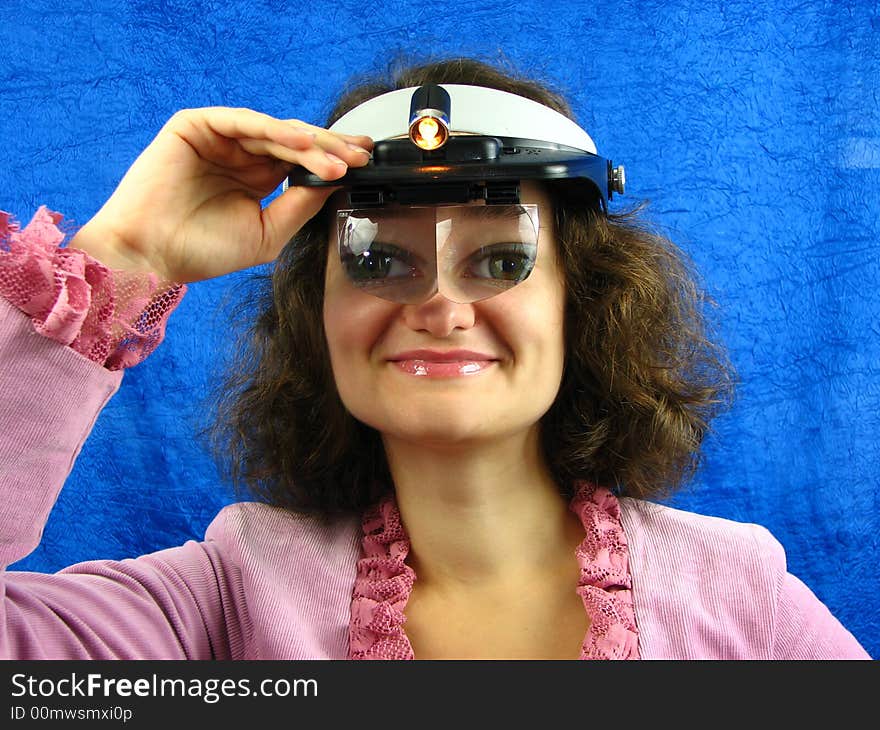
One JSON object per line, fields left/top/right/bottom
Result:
{"left": 0, "top": 57, "right": 869, "bottom": 659}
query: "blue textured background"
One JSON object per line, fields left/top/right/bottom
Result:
{"left": 1, "top": 0, "right": 877, "bottom": 658}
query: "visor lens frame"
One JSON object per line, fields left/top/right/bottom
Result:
{"left": 335, "top": 203, "right": 542, "bottom": 305}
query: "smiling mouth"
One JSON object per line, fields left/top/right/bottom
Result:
{"left": 391, "top": 359, "right": 496, "bottom": 377}
{"left": 387, "top": 350, "right": 499, "bottom": 377}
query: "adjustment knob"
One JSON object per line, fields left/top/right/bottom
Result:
{"left": 611, "top": 164, "right": 626, "bottom": 195}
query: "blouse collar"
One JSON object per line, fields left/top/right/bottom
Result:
{"left": 349, "top": 482, "right": 639, "bottom": 660}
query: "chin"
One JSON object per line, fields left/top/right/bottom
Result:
{"left": 340, "top": 382, "right": 551, "bottom": 448}
{"left": 371, "top": 404, "right": 534, "bottom": 450}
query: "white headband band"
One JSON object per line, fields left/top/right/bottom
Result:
{"left": 329, "top": 83, "right": 598, "bottom": 155}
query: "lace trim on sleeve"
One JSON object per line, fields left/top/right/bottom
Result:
{"left": 0, "top": 206, "right": 186, "bottom": 371}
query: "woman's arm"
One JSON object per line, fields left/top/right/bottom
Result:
{"left": 772, "top": 570, "right": 872, "bottom": 660}
{"left": 0, "top": 107, "right": 373, "bottom": 659}
{"left": 0, "top": 296, "right": 247, "bottom": 659}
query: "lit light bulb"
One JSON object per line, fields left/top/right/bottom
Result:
{"left": 409, "top": 113, "right": 449, "bottom": 150}
{"left": 418, "top": 117, "right": 439, "bottom": 142}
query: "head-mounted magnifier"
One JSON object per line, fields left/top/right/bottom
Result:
{"left": 285, "top": 83, "right": 625, "bottom": 304}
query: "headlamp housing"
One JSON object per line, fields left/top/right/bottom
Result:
{"left": 408, "top": 84, "right": 451, "bottom": 150}
{"left": 285, "top": 83, "right": 625, "bottom": 210}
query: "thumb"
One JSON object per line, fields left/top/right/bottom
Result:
{"left": 259, "top": 185, "right": 338, "bottom": 263}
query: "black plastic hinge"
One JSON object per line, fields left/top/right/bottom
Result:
{"left": 347, "top": 189, "right": 385, "bottom": 208}
{"left": 484, "top": 182, "right": 521, "bottom": 205}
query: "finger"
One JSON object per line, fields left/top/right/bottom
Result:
{"left": 237, "top": 138, "right": 362, "bottom": 181}
{"left": 174, "top": 107, "right": 319, "bottom": 153}
{"left": 309, "top": 129, "right": 373, "bottom": 163}
{"left": 238, "top": 135, "right": 370, "bottom": 169}
{"left": 257, "top": 185, "right": 338, "bottom": 263}
{"left": 207, "top": 108, "right": 317, "bottom": 147}
{"left": 282, "top": 119, "right": 374, "bottom": 154}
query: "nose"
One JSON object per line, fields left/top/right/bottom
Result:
{"left": 401, "top": 291, "right": 476, "bottom": 337}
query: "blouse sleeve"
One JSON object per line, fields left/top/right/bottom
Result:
{"left": 0, "top": 206, "right": 186, "bottom": 371}
{"left": 0, "top": 209, "right": 246, "bottom": 659}
{"left": 772, "top": 571, "right": 872, "bottom": 659}
{"left": 0, "top": 294, "right": 244, "bottom": 659}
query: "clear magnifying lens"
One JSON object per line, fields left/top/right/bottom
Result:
{"left": 336, "top": 204, "right": 540, "bottom": 305}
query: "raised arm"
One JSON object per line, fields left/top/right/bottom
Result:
{"left": 0, "top": 107, "right": 374, "bottom": 659}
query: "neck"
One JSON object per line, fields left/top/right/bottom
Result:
{"left": 381, "top": 427, "right": 585, "bottom": 593}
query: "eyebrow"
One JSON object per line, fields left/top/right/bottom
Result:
{"left": 452, "top": 205, "right": 531, "bottom": 221}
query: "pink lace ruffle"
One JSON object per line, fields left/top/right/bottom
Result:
{"left": 349, "top": 482, "right": 640, "bottom": 660}
{"left": 570, "top": 483, "right": 640, "bottom": 659}
{"left": 0, "top": 207, "right": 186, "bottom": 370}
{"left": 349, "top": 498, "right": 417, "bottom": 659}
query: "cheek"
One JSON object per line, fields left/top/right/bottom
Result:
{"left": 322, "top": 269, "right": 394, "bottom": 375}
{"left": 492, "top": 269, "right": 566, "bottom": 358}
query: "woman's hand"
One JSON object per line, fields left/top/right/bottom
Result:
{"left": 69, "top": 107, "right": 373, "bottom": 283}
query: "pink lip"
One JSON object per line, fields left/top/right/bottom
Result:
{"left": 387, "top": 350, "right": 499, "bottom": 377}
{"left": 389, "top": 350, "right": 498, "bottom": 362}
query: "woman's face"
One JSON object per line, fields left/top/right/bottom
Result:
{"left": 323, "top": 181, "right": 566, "bottom": 446}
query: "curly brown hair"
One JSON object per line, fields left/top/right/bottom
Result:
{"left": 203, "top": 55, "right": 736, "bottom": 520}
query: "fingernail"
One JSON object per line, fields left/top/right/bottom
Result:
{"left": 346, "top": 143, "right": 371, "bottom": 156}
{"left": 325, "top": 151, "right": 347, "bottom": 165}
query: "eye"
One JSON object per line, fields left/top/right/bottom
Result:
{"left": 464, "top": 243, "right": 537, "bottom": 282}
{"left": 340, "top": 243, "right": 419, "bottom": 281}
